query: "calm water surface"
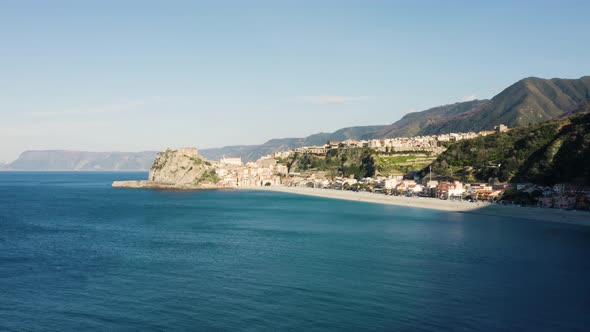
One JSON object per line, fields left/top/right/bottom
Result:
{"left": 1, "top": 172, "right": 589, "bottom": 331}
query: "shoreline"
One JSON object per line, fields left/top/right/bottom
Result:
{"left": 244, "top": 186, "right": 590, "bottom": 226}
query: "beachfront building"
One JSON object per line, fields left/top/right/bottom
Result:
{"left": 466, "top": 183, "right": 492, "bottom": 195}
{"left": 448, "top": 181, "right": 465, "bottom": 199}
{"left": 436, "top": 181, "right": 466, "bottom": 199}
{"left": 384, "top": 177, "right": 401, "bottom": 190}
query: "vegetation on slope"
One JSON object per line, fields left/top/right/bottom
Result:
{"left": 427, "top": 112, "right": 590, "bottom": 185}
{"left": 195, "top": 169, "right": 221, "bottom": 184}
{"left": 374, "top": 154, "right": 436, "bottom": 176}
{"left": 283, "top": 148, "right": 375, "bottom": 180}
{"left": 282, "top": 148, "right": 435, "bottom": 179}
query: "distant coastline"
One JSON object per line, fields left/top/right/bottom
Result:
{"left": 1, "top": 150, "right": 157, "bottom": 172}
{"left": 246, "top": 186, "right": 590, "bottom": 226}
{"left": 0, "top": 169, "right": 149, "bottom": 172}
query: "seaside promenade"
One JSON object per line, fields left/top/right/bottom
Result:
{"left": 247, "top": 186, "right": 590, "bottom": 226}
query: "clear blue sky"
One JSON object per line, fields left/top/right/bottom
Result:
{"left": 1, "top": 0, "right": 589, "bottom": 161}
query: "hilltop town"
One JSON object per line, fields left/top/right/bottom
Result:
{"left": 208, "top": 125, "right": 506, "bottom": 185}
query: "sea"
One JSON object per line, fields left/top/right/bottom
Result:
{"left": 1, "top": 172, "right": 589, "bottom": 331}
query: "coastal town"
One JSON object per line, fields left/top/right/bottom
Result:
{"left": 210, "top": 124, "right": 589, "bottom": 211}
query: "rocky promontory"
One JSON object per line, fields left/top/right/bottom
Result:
{"left": 112, "top": 147, "right": 225, "bottom": 190}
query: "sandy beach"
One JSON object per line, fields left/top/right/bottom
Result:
{"left": 246, "top": 186, "right": 590, "bottom": 226}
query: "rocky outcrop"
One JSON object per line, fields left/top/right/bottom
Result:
{"left": 149, "top": 148, "right": 219, "bottom": 184}
{"left": 112, "top": 147, "right": 223, "bottom": 190}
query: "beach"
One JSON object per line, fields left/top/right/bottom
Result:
{"left": 248, "top": 186, "right": 590, "bottom": 226}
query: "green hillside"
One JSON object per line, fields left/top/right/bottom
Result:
{"left": 281, "top": 148, "right": 436, "bottom": 179}
{"left": 374, "top": 154, "right": 437, "bottom": 176}
{"left": 428, "top": 112, "right": 590, "bottom": 185}
{"left": 282, "top": 148, "right": 375, "bottom": 180}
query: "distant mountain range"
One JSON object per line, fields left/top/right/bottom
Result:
{"left": 200, "top": 76, "right": 590, "bottom": 161}
{"left": 4, "top": 75, "right": 589, "bottom": 169}
{"left": 1, "top": 150, "right": 157, "bottom": 171}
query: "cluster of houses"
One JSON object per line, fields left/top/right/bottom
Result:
{"left": 212, "top": 155, "right": 588, "bottom": 209}
{"left": 214, "top": 156, "right": 286, "bottom": 188}
{"left": 211, "top": 123, "right": 588, "bottom": 210}
{"left": 280, "top": 174, "right": 507, "bottom": 201}
{"left": 276, "top": 174, "right": 588, "bottom": 209}
{"left": 293, "top": 125, "right": 509, "bottom": 156}
{"left": 212, "top": 155, "right": 588, "bottom": 210}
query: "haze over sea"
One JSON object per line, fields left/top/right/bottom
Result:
{"left": 1, "top": 172, "right": 589, "bottom": 331}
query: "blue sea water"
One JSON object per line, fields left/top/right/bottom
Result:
{"left": 1, "top": 172, "right": 589, "bottom": 331}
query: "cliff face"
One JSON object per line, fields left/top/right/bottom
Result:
{"left": 148, "top": 148, "right": 219, "bottom": 185}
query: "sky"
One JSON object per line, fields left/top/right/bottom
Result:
{"left": 1, "top": 0, "right": 590, "bottom": 162}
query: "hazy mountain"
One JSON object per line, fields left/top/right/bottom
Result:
{"left": 200, "top": 125, "right": 386, "bottom": 161}
{"left": 4, "top": 150, "right": 158, "bottom": 171}
{"left": 202, "top": 76, "right": 590, "bottom": 161}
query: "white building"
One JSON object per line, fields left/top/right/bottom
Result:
{"left": 220, "top": 157, "right": 243, "bottom": 166}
